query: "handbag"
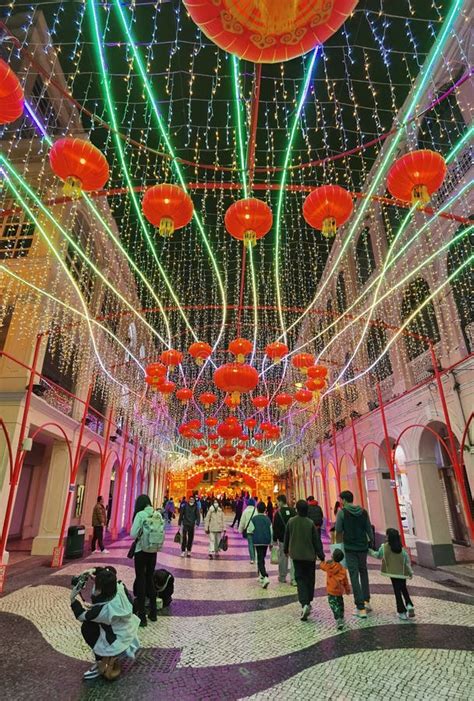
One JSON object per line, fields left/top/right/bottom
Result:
{"left": 218, "top": 532, "right": 228, "bottom": 552}
{"left": 270, "top": 546, "right": 279, "bottom": 565}
{"left": 127, "top": 539, "right": 137, "bottom": 559}
{"left": 242, "top": 507, "right": 256, "bottom": 538}
{"left": 174, "top": 530, "right": 182, "bottom": 544}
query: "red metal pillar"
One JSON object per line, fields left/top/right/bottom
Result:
{"left": 52, "top": 382, "right": 93, "bottom": 567}
{"left": 126, "top": 440, "right": 139, "bottom": 531}
{"left": 98, "top": 404, "right": 114, "bottom": 496}
{"left": 429, "top": 343, "right": 473, "bottom": 538}
{"left": 320, "top": 443, "right": 330, "bottom": 529}
{"left": 332, "top": 423, "right": 341, "bottom": 492}
{"left": 377, "top": 383, "right": 406, "bottom": 547}
{"left": 111, "top": 424, "right": 129, "bottom": 540}
{"left": 351, "top": 418, "right": 365, "bottom": 509}
{"left": 309, "top": 457, "right": 315, "bottom": 497}
{"left": 0, "top": 333, "right": 43, "bottom": 565}
{"left": 139, "top": 447, "right": 147, "bottom": 493}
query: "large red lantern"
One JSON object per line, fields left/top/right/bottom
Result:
{"left": 199, "top": 392, "right": 217, "bottom": 408}
{"left": 252, "top": 395, "right": 269, "bottom": 410}
{"left": 265, "top": 341, "right": 289, "bottom": 364}
{"left": 292, "top": 353, "right": 315, "bottom": 374}
{"left": 228, "top": 337, "right": 253, "bottom": 363}
{"left": 49, "top": 138, "right": 109, "bottom": 197}
{"left": 142, "top": 184, "right": 193, "bottom": 237}
{"left": 213, "top": 363, "right": 258, "bottom": 405}
{"left": 0, "top": 59, "right": 24, "bottom": 125}
{"left": 225, "top": 198, "right": 272, "bottom": 247}
{"left": 160, "top": 349, "right": 183, "bottom": 372}
{"left": 189, "top": 341, "right": 212, "bottom": 366}
{"left": 176, "top": 388, "right": 193, "bottom": 404}
{"left": 303, "top": 185, "right": 353, "bottom": 237}
{"left": 275, "top": 393, "right": 293, "bottom": 410}
{"left": 307, "top": 365, "right": 328, "bottom": 380}
{"left": 183, "top": 0, "right": 357, "bottom": 64}
{"left": 188, "top": 419, "right": 201, "bottom": 430}
{"left": 387, "top": 149, "right": 447, "bottom": 206}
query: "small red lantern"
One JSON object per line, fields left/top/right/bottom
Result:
{"left": 303, "top": 185, "right": 353, "bottom": 237}
{"left": 0, "top": 59, "right": 24, "bottom": 125}
{"left": 305, "top": 378, "right": 326, "bottom": 394}
{"left": 145, "top": 374, "right": 164, "bottom": 390}
{"left": 225, "top": 198, "right": 273, "bottom": 247}
{"left": 213, "top": 363, "right": 259, "bottom": 405}
{"left": 228, "top": 337, "right": 253, "bottom": 363}
{"left": 176, "top": 388, "right": 193, "bottom": 404}
{"left": 159, "top": 349, "right": 183, "bottom": 372}
{"left": 158, "top": 380, "right": 175, "bottom": 400}
{"left": 179, "top": 423, "right": 193, "bottom": 437}
{"left": 275, "top": 393, "right": 293, "bottom": 410}
{"left": 217, "top": 420, "right": 242, "bottom": 443}
{"left": 295, "top": 388, "right": 313, "bottom": 405}
{"left": 254, "top": 432, "right": 264, "bottom": 441}
{"left": 307, "top": 365, "right": 328, "bottom": 380}
{"left": 244, "top": 418, "right": 257, "bottom": 430}
{"left": 189, "top": 341, "right": 212, "bottom": 366}
{"left": 219, "top": 445, "right": 237, "bottom": 458}
{"left": 49, "top": 138, "right": 109, "bottom": 197}
{"left": 199, "top": 392, "right": 217, "bottom": 408}
{"left": 265, "top": 341, "right": 289, "bottom": 364}
{"left": 292, "top": 353, "right": 315, "bottom": 374}
{"left": 387, "top": 149, "right": 447, "bottom": 206}
{"left": 146, "top": 362, "right": 166, "bottom": 378}
{"left": 205, "top": 417, "right": 218, "bottom": 428}
{"left": 211, "top": 442, "right": 219, "bottom": 450}
{"left": 224, "top": 394, "right": 239, "bottom": 411}
{"left": 252, "top": 395, "right": 269, "bottom": 410}
{"left": 142, "top": 183, "right": 193, "bottom": 237}
{"left": 188, "top": 419, "right": 201, "bottom": 430}
{"left": 208, "top": 432, "right": 218, "bottom": 441}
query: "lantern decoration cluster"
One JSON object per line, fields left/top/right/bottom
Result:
{"left": 142, "top": 183, "right": 194, "bottom": 237}
{"left": 49, "top": 137, "right": 110, "bottom": 197}
{"left": 0, "top": 59, "right": 24, "bottom": 125}
{"left": 145, "top": 362, "right": 166, "bottom": 390}
{"left": 183, "top": 0, "right": 357, "bottom": 64}
{"left": 225, "top": 198, "right": 273, "bottom": 247}
{"left": 387, "top": 149, "right": 447, "bottom": 207}
{"left": 303, "top": 185, "right": 354, "bottom": 237}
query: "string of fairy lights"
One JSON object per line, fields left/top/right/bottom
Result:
{"left": 0, "top": 0, "right": 472, "bottom": 473}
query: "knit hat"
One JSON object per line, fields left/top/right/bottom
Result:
{"left": 247, "top": 498, "right": 256, "bottom": 506}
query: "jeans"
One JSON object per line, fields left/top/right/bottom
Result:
{"left": 246, "top": 534, "right": 255, "bottom": 562}
{"left": 81, "top": 621, "right": 102, "bottom": 660}
{"left": 208, "top": 531, "right": 221, "bottom": 554}
{"left": 255, "top": 545, "right": 268, "bottom": 578}
{"left": 277, "top": 541, "right": 295, "bottom": 583}
{"left": 293, "top": 560, "right": 316, "bottom": 606}
{"left": 91, "top": 526, "right": 104, "bottom": 552}
{"left": 134, "top": 550, "right": 157, "bottom": 618}
{"left": 345, "top": 550, "right": 370, "bottom": 610}
{"left": 390, "top": 577, "right": 413, "bottom": 613}
{"left": 328, "top": 594, "right": 345, "bottom": 621}
{"left": 231, "top": 513, "right": 242, "bottom": 528}
{"left": 181, "top": 525, "right": 195, "bottom": 552}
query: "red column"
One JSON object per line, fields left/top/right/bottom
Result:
{"left": 320, "top": 443, "right": 330, "bottom": 529}
{"left": 98, "top": 404, "right": 114, "bottom": 496}
{"left": 126, "top": 440, "right": 139, "bottom": 531}
{"left": 332, "top": 424, "right": 341, "bottom": 492}
{"left": 351, "top": 418, "right": 365, "bottom": 509}
{"left": 111, "top": 424, "right": 128, "bottom": 540}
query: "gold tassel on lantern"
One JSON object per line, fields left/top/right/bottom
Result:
{"left": 159, "top": 216, "right": 175, "bottom": 237}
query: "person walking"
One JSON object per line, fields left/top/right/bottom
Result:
{"left": 266, "top": 497, "right": 274, "bottom": 523}
{"left": 231, "top": 496, "right": 244, "bottom": 528}
{"left": 306, "top": 496, "right": 324, "bottom": 536}
{"left": 284, "top": 499, "right": 325, "bottom": 621}
{"left": 130, "top": 494, "right": 163, "bottom": 627}
{"left": 239, "top": 497, "right": 257, "bottom": 564}
{"left": 204, "top": 499, "right": 225, "bottom": 559}
{"left": 335, "top": 490, "right": 373, "bottom": 618}
{"left": 201, "top": 496, "right": 209, "bottom": 520}
{"left": 320, "top": 548, "right": 351, "bottom": 630}
{"left": 178, "top": 495, "right": 200, "bottom": 557}
{"left": 330, "top": 501, "right": 341, "bottom": 543}
{"left": 369, "top": 528, "right": 415, "bottom": 620}
{"left": 248, "top": 501, "right": 272, "bottom": 588}
{"left": 272, "top": 494, "right": 296, "bottom": 584}
{"left": 164, "top": 497, "right": 175, "bottom": 524}
{"left": 91, "top": 496, "right": 109, "bottom": 554}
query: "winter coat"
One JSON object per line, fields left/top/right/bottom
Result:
{"left": 272, "top": 506, "right": 296, "bottom": 543}
{"left": 307, "top": 499, "right": 323, "bottom": 528}
{"left": 284, "top": 515, "right": 325, "bottom": 562}
{"left": 320, "top": 560, "right": 351, "bottom": 596}
{"left": 248, "top": 513, "right": 273, "bottom": 545}
{"left": 369, "top": 543, "right": 413, "bottom": 579}
{"left": 92, "top": 502, "right": 106, "bottom": 527}
{"left": 178, "top": 502, "right": 201, "bottom": 528}
{"left": 130, "top": 505, "right": 154, "bottom": 554}
{"left": 205, "top": 506, "right": 225, "bottom": 533}
{"left": 335, "top": 504, "right": 373, "bottom": 552}
{"left": 239, "top": 504, "right": 257, "bottom": 535}
{"left": 71, "top": 581, "right": 140, "bottom": 658}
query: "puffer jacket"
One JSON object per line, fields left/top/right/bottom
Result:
{"left": 205, "top": 506, "right": 225, "bottom": 533}
{"left": 130, "top": 505, "right": 154, "bottom": 554}
{"left": 239, "top": 504, "right": 257, "bottom": 535}
{"left": 369, "top": 543, "right": 413, "bottom": 579}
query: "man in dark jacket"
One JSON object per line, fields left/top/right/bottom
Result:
{"left": 284, "top": 499, "right": 325, "bottom": 621}
{"left": 335, "top": 490, "right": 373, "bottom": 618}
{"left": 272, "top": 494, "right": 296, "bottom": 584}
{"left": 306, "top": 496, "right": 324, "bottom": 535}
{"left": 178, "top": 495, "right": 200, "bottom": 557}
{"left": 231, "top": 496, "right": 244, "bottom": 528}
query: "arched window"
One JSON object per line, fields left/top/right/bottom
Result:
{"left": 417, "top": 74, "right": 467, "bottom": 157}
{"left": 336, "top": 272, "right": 347, "bottom": 313}
{"left": 367, "top": 323, "right": 393, "bottom": 381}
{"left": 447, "top": 222, "right": 473, "bottom": 352}
{"left": 355, "top": 227, "right": 376, "bottom": 286}
{"left": 401, "top": 278, "right": 441, "bottom": 360}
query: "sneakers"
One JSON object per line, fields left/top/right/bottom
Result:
{"left": 300, "top": 604, "right": 311, "bottom": 621}
{"left": 364, "top": 601, "right": 372, "bottom": 612}
{"left": 250, "top": 560, "right": 255, "bottom": 564}
{"left": 337, "top": 619, "right": 345, "bottom": 631}
{"left": 262, "top": 576, "right": 270, "bottom": 589}
{"left": 354, "top": 608, "right": 367, "bottom": 618}
{"left": 398, "top": 612, "right": 409, "bottom": 620}
{"left": 290, "top": 580, "right": 297, "bottom": 587}
{"left": 208, "top": 554, "right": 213, "bottom": 559}
{"left": 180, "top": 552, "right": 186, "bottom": 558}
{"left": 407, "top": 604, "right": 415, "bottom": 618}
{"left": 83, "top": 663, "right": 100, "bottom": 680}
{"left": 148, "top": 611, "right": 157, "bottom": 622}
{"left": 187, "top": 551, "right": 192, "bottom": 557}
{"left": 139, "top": 615, "right": 147, "bottom": 627}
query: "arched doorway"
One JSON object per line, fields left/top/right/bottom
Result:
{"left": 326, "top": 462, "right": 339, "bottom": 514}
{"left": 393, "top": 445, "right": 415, "bottom": 540}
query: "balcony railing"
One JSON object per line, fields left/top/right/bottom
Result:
{"left": 432, "top": 144, "right": 472, "bottom": 207}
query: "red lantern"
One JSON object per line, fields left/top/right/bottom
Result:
{"left": 146, "top": 362, "right": 166, "bottom": 378}
{"left": 305, "top": 378, "right": 326, "bottom": 393}
{"left": 292, "top": 353, "right": 315, "bottom": 374}
{"left": 176, "top": 388, "right": 193, "bottom": 404}
{"left": 158, "top": 380, "right": 175, "bottom": 400}
{"left": 188, "top": 419, "right": 201, "bottom": 430}
{"left": 217, "top": 420, "right": 242, "bottom": 443}
{"left": 252, "top": 395, "right": 269, "bottom": 410}
{"left": 303, "top": 185, "right": 353, "bottom": 237}
{"left": 145, "top": 374, "right": 164, "bottom": 390}
{"left": 199, "top": 392, "right": 217, "bottom": 408}
{"left": 254, "top": 432, "right": 264, "bottom": 441}
{"left": 224, "top": 394, "right": 239, "bottom": 411}
{"left": 179, "top": 423, "right": 193, "bottom": 437}
{"left": 265, "top": 341, "right": 289, "bottom": 364}
{"left": 228, "top": 337, "right": 253, "bottom": 363}
{"left": 387, "top": 149, "right": 447, "bottom": 206}
{"left": 244, "top": 418, "right": 257, "bottom": 430}
{"left": 208, "top": 433, "right": 218, "bottom": 441}
{"left": 205, "top": 417, "right": 218, "bottom": 428}
{"left": 219, "top": 445, "right": 237, "bottom": 458}
{"left": 183, "top": 0, "right": 356, "bottom": 64}
{"left": 211, "top": 442, "right": 219, "bottom": 451}
{"left": 213, "top": 363, "right": 259, "bottom": 405}
{"left": 189, "top": 341, "right": 212, "bottom": 365}
{"left": 142, "top": 184, "right": 193, "bottom": 237}
{"left": 0, "top": 59, "right": 24, "bottom": 125}
{"left": 225, "top": 198, "right": 272, "bottom": 247}
{"left": 49, "top": 138, "right": 109, "bottom": 197}
{"left": 307, "top": 365, "right": 328, "bottom": 380}
{"left": 295, "top": 388, "right": 313, "bottom": 405}
{"left": 160, "top": 349, "right": 183, "bottom": 372}
{"left": 275, "top": 393, "right": 293, "bottom": 410}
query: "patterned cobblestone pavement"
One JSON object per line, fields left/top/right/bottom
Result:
{"left": 0, "top": 521, "right": 472, "bottom": 700}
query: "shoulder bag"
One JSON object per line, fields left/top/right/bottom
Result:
{"left": 242, "top": 507, "right": 256, "bottom": 538}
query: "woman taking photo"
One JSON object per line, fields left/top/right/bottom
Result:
{"left": 130, "top": 494, "right": 157, "bottom": 627}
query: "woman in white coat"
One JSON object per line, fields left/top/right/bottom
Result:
{"left": 204, "top": 500, "right": 225, "bottom": 559}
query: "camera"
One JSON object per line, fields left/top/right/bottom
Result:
{"left": 71, "top": 571, "right": 92, "bottom": 591}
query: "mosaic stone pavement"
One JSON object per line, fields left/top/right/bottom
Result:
{"left": 0, "top": 521, "right": 473, "bottom": 700}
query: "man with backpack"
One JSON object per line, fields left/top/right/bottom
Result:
{"left": 335, "top": 490, "right": 373, "bottom": 618}
{"left": 272, "top": 494, "right": 296, "bottom": 584}
{"left": 178, "top": 495, "right": 200, "bottom": 557}
{"left": 306, "top": 496, "right": 324, "bottom": 536}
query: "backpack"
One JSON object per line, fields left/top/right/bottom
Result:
{"left": 140, "top": 510, "right": 165, "bottom": 553}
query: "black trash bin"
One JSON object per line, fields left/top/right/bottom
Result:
{"left": 65, "top": 525, "right": 86, "bottom": 559}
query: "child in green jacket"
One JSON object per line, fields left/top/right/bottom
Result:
{"left": 369, "top": 528, "right": 414, "bottom": 620}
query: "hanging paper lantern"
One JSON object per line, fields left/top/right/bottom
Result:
{"left": 213, "top": 363, "right": 259, "bottom": 405}
{"left": 295, "top": 388, "right": 313, "bottom": 405}
{"left": 220, "top": 445, "right": 237, "bottom": 458}
{"left": 176, "top": 387, "right": 193, "bottom": 404}
{"left": 183, "top": 0, "right": 356, "bottom": 64}
{"left": 158, "top": 380, "right": 175, "bottom": 400}
{"left": 211, "top": 442, "right": 219, "bottom": 451}
{"left": 145, "top": 374, "right": 164, "bottom": 390}
{"left": 159, "top": 349, "right": 183, "bottom": 372}
{"left": 252, "top": 395, "right": 269, "bottom": 410}
{"left": 189, "top": 341, "right": 213, "bottom": 365}
{"left": 265, "top": 341, "right": 289, "bottom": 364}
{"left": 387, "top": 149, "right": 447, "bottom": 206}
{"left": 49, "top": 138, "right": 109, "bottom": 197}
{"left": 205, "top": 417, "right": 218, "bottom": 428}
{"left": 275, "top": 392, "right": 293, "bottom": 410}
{"left": 187, "top": 419, "right": 201, "bottom": 430}
{"left": 208, "top": 432, "right": 218, "bottom": 441}
{"left": 254, "top": 432, "right": 264, "bottom": 441}
{"left": 225, "top": 198, "right": 273, "bottom": 247}
{"left": 217, "top": 420, "right": 242, "bottom": 443}
{"left": 224, "top": 394, "right": 239, "bottom": 411}
{"left": 307, "top": 365, "right": 328, "bottom": 380}
{"left": 142, "top": 183, "right": 194, "bottom": 237}
{"left": 264, "top": 425, "right": 281, "bottom": 441}
{"left": 199, "top": 391, "right": 217, "bottom": 408}
{"left": 228, "top": 337, "right": 253, "bottom": 363}
{"left": 303, "top": 185, "right": 353, "bottom": 237}
{"left": 0, "top": 59, "right": 24, "bottom": 125}
{"left": 292, "top": 353, "right": 315, "bottom": 374}
{"left": 305, "top": 377, "right": 326, "bottom": 393}
{"left": 178, "top": 423, "right": 193, "bottom": 437}
{"left": 146, "top": 362, "right": 167, "bottom": 378}
{"left": 244, "top": 418, "right": 257, "bottom": 430}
